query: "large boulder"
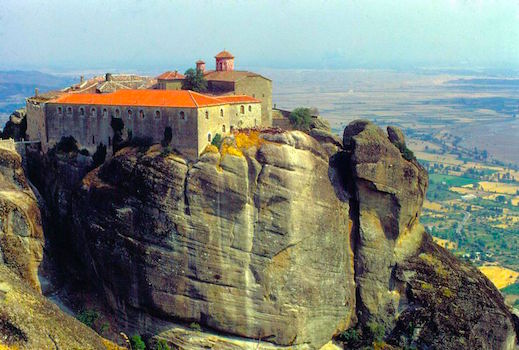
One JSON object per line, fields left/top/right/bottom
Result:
{"left": 68, "top": 132, "right": 355, "bottom": 349}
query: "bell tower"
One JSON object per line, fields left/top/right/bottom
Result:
{"left": 215, "top": 50, "right": 234, "bottom": 72}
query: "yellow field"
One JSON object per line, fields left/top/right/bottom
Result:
{"left": 479, "top": 265, "right": 519, "bottom": 289}
{"left": 423, "top": 200, "right": 446, "bottom": 212}
{"left": 449, "top": 186, "right": 474, "bottom": 195}
{"left": 477, "top": 181, "right": 519, "bottom": 195}
{"left": 512, "top": 197, "right": 519, "bottom": 206}
{"left": 433, "top": 237, "right": 458, "bottom": 250}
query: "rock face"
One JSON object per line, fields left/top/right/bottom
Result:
{"left": 340, "top": 120, "right": 428, "bottom": 325}
{"left": 26, "top": 123, "right": 519, "bottom": 350}
{"left": 0, "top": 144, "right": 43, "bottom": 292}
{"left": 0, "top": 109, "right": 27, "bottom": 141}
{"left": 67, "top": 131, "right": 355, "bottom": 348}
{"left": 0, "top": 264, "right": 108, "bottom": 350}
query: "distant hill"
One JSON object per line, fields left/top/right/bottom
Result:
{"left": 0, "top": 70, "right": 75, "bottom": 130}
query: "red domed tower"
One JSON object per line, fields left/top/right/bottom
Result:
{"left": 215, "top": 50, "right": 234, "bottom": 71}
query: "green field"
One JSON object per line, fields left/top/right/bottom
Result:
{"left": 429, "top": 174, "right": 478, "bottom": 187}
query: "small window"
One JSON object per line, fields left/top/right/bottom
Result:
{"left": 91, "top": 107, "right": 96, "bottom": 117}
{"left": 67, "top": 106, "right": 72, "bottom": 114}
{"left": 220, "top": 109, "right": 223, "bottom": 117}
{"left": 254, "top": 119, "right": 257, "bottom": 126}
{"left": 240, "top": 105, "right": 245, "bottom": 114}
{"left": 205, "top": 111, "right": 209, "bottom": 119}
{"left": 92, "top": 135, "right": 95, "bottom": 144}
{"left": 128, "top": 109, "right": 132, "bottom": 118}
{"left": 140, "top": 110, "right": 144, "bottom": 119}
{"left": 222, "top": 125, "right": 226, "bottom": 133}
{"left": 79, "top": 107, "right": 85, "bottom": 116}
{"left": 155, "top": 110, "right": 160, "bottom": 119}
{"left": 103, "top": 108, "right": 108, "bottom": 118}
{"left": 230, "top": 125, "right": 234, "bottom": 132}
{"left": 108, "top": 136, "right": 111, "bottom": 146}
{"left": 248, "top": 105, "right": 252, "bottom": 112}
{"left": 57, "top": 106, "right": 62, "bottom": 115}
{"left": 179, "top": 111, "right": 185, "bottom": 120}
{"left": 252, "top": 94, "right": 255, "bottom": 98}
{"left": 208, "top": 133, "right": 211, "bottom": 142}
{"left": 262, "top": 94, "right": 265, "bottom": 98}
{"left": 115, "top": 109, "right": 120, "bottom": 117}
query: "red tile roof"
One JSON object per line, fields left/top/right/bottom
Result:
{"left": 48, "top": 89, "right": 228, "bottom": 108}
{"left": 215, "top": 50, "right": 234, "bottom": 59}
{"left": 217, "top": 95, "right": 260, "bottom": 104}
{"left": 156, "top": 71, "right": 185, "bottom": 80}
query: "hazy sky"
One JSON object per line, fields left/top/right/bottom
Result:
{"left": 1, "top": 0, "right": 518, "bottom": 73}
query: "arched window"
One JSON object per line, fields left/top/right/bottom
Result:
{"left": 103, "top": 108, "right": 108, "bottom": 118}
{"left": 179, "top": 111, "right": 185, "bottom": 120}
{"left": 67, "top": 106, "right": 72, "bottom": 115}
{"left": 91, "top": 107, "right": 96, "bottom": 117}
{"left": 155, "top": 110, "right": 160, "bottom": 119}
{"left": 205, "top": 111, "right": 209, "bottom": 119}
{"left": 115, "top": 108, "right": 120, "bottom": 118}
{"left": 128, "top": 109, "right": 132, "bottom": 118}
{"left": 208, "top": 133, "right": 211, "bottom": 142}
{"left": 222, "top": 125, "right": 226, "bottom": 133}
{"left": 230, "top": 125, "right": 234, "bottom": 133}
{"left": 240, "top": 105, "right": 245, "bottom": 114}
{"left": 139, "top": 110, "right": 144, "bottom": 119}
{"left": 252, "top": 94, "right": 255, "bottom": 98}
{"left": 57, "top": 106, "right": 62, "bottom": 115}
{"left": 220, "top": 109, "right": 224, "bottom": 117}
{"left": 79, "top": 107, "right": 85, "bottom": 116}
{"left": 248, "top": 105, "right": 252, "bottom": 112}
{"left": 254, "top": 119, "right": 257, "bottom": 126}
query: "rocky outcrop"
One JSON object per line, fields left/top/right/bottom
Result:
{"left": 0, "top": 144, "right": 43, "bottom": 292}
{"left": 67, "top": 131, "right": 355, "bottom": 349}
{"left": 0, "top": 109, "right": 27, "bottom": 141}
{"left": 339, "top": 120, "right": 428, "bottom": 325}
{"left": 26, "top": 123, "right": 518, "bottom": 350}
{"left": 0, "top": 264, "right": 108, "bottom": 350}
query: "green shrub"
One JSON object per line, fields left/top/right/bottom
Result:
{"left": 76, "top": 309, "right": 99, "bottom": 328}
{"left": 130, "top": 334, "right": 146, "bottom": 350}
{"left": 395, "top": 141, "right": 415, "bottom": 161}
{"left": 56, "top": 136, "right": 79, "bottom": 153}
{"left": 162, "top": 126, "right": 173, "bottom": 146}
{"left": 289, "top": 107, "right": 312, "bottom": 131}
{"left": 92, "top": 143, "right": 107, "bottom": 167}
{"left": 366, "top": 321, "right": 385, "bottom": 342}
{"left": 155, "top": 339, "right": 170, "bottom": 350}
{"left": 338, "top": 328, "right": 360, "bottom": 342}
{"left": 189, "top": 322, "right": 202, "bottom": 331}
{"left": 79, "top": 148, "right": 90, "bottom": 156}
{"left": 211, "top": 133, "right": 223, "bottom": 148}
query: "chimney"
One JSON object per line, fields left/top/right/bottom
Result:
{"left": 196, "top": 60, "right": 206, "bottom": 73}
{"left": 34, "top": 88, "right": 39, "bottom": 97}
{"left": 80, "top": 75, "right": 84, "bottom": 83}
{"left": 105, "top": 73, "right": 113, "bottom": 81}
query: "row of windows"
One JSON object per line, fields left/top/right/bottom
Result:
{"left": 57, "top": 105, "right": 254, "bottom": 120}
{"left": 56, "top": 106, "right": 188, "bottom": 120}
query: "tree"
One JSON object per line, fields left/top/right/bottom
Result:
{"left": 130, "top": 334, "right": 146, "bottom": 350}
{"left": 289, "top": 107, "right": 312, "bottom": 131}
{"left": 182, "top": 68, "right": 207, "bottom": 92}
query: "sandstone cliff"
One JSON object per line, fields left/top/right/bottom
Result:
{"left": 0, "top": 144, "right": 117, "bottom": 350}
{"left": 24, "top": 123, "right": 518, "bottom": 349}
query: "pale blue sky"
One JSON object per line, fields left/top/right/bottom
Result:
{"left": 1, "top": 0, "right": 518, "bottom": 72}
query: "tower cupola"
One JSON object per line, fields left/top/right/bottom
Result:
{"left": 215, "top": 50, "right": 234, "bottom": 71}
